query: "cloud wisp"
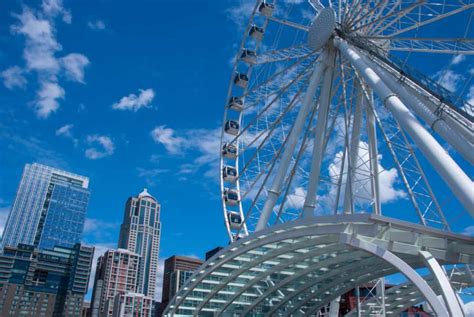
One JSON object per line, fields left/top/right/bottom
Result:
{"left": 85, "top": 135, "right": 115, "bottom": 160}
{"left": 112, "top": 88, "right": 155, "bottom": 112}
{"left": 87, "top": 19, "right": 106, "bottom": 30}
{"left": 150, "top": 126, "right": 221, "bottom": 179}
{"left": 1, "top": 66, "right": 27, "bottom": 89}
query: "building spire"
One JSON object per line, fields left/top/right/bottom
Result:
{"left": 138, "top": 187, "right": 156, "bottom": 200}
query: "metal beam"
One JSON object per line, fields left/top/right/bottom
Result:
{"left": 303, "top": 48, "right": 337, "bottom": 218}
{"left": 256, "top": 50, "right": 328, "bottom": 231}
{"left": 419, "top": 250, "right": 464, "bottom": 316}
{"left": 342, "top": 234, "right": 449, "bottom": 317}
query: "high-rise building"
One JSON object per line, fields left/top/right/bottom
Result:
{"left": 205, "top": 246, "right": 224, "bottom": 261}
{"left": 111, "top": 292, "right": 153, "bottom": 317}
{"left": 90, "top": 249, "right": 140, "bottom": 317}
{"left": 0, "top": 243, "right": 94, "bottom": 316}
{"left": 118, "top": 189, "right": 161, "bottom": 298}
{"left": 1, "top": 163, "right": 90, "bottom": 250}
{"left": 160, "top": 256, "right": 203, "bottom": 315}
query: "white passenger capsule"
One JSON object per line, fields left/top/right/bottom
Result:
{"left": 249, "top": 25, "right": 264, "bottom": 41}
{"left": 258, "top": 1, "right": 274, "bottom": 17}
{"left": 227, "top": 212, "right": 243, "bottom": 230}
{"left": 228, "top": 97, "right": 244, "bottom": 112}
{"left": 234, "top": 72, "right": 249, "bottom": 89}
{"left": 224, "top": 120, "right": 240, "bottom": 136}
{"left": 224, "top": 189, "right": 240, "bottom": 206}
{"left": 223, "top": 165, "right": 237, "bottom": 183}
{"left": 222, "top": 143, "right": 238, "bottom": 159}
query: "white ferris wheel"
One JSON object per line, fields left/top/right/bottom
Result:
{"left": 219, "top": 0, "right": 474, "bottom": 242}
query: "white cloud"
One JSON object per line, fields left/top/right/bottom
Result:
{"left": 465, "top": 301, "right": 474, "bottom": 317}
{"left": 1, "top": 66, "right": 27, "bottom": 89}
{"left": 451, "top": 54, "right": 466, "bottom": 65}
{"left": 55, "top": 123, "right": 74, "bottom": 138}
{"left": 83, "top": 218, "right": 119, "bottom": 241}
{"left": 464, "top": 85, "right": 474, "bottom": 116}
{"left": 150, "top": 125, "right": 186, "bottom": 155}
{"left": 433, "top": 69, "right": 463, "bottom": 92}
{"left": 226, "top": 0, "right": 255, "bottom": 30}
{"left": 150, "top": 126, "right": 222, "bottom": 179}
{"left": 41, "top": 0, "right": 71, "bottom": 23}
{"left": 323, "top": 142, "right": 406, "bottom": 210}
{"left": 35, "top": 81, "right": 65, "bottom": 118}
{"left": 87, "top": 20, "right": 106, "bottom": 30}
{"left": 60, "top": 53, "right": 89, "bottom": 83}
{"left": 137, "top": 167, "right": 169, "bottom": 186}
{"left": 85, "top": 135, "right": 115, "bottom": 159}
{"left": 56, "top": 123, "right": 78, "bottom": 145}
{"left": 112, "top": 88, "right": 155, "bottom": 112}
{"left": 12, "top": 8, "right": 61, "bottom": 74}
{"left": 8, "top": 2, "right": 88, "bottom": 118}
{"left": 286, "top": 187, "right": 306, "bottom": 210}
{"left": 462, "top": 225, "right": 474, "bottom": 236}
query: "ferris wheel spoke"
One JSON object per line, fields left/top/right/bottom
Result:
{"left": 255, "top": 45, "right": 313, "bottom": 65}
{"left": 268, "top": 16, "right": 309, "bottom": 32}
{"left": 381, "top": 3, "right": 474, "bottom": 38}
{"left": 342, "top": 0, "right": 362, "bottom": 25}
{"left": 351, "top": 1, "right": 421, "bottom": 34}
{"left": 274, "top": 98, "right": 319, "bottom": 225}
{"left": 238, "top": 84, "right": 307, "bottom": 183}
{"left": 242, "top": 52, "right": 317, "bottom": 105}
{"left": 348, "top": 0, "right": 390, "bottom": 33}
{"left": 236, "top": 122, "right": 293, "bottom": 237}
{"left": 364, "top": 37, "right": 474, "bottom": 55}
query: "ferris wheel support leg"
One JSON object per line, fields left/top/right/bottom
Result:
{"left": 364, "top": 90, "right": 382, "bottom": 215}
{"left": 342, "top": 82, "right": 364, "bottom": 214}
{"left": 371, "top": 62, "right": 474, "bottom": 165}
{"left": 255, "top": 51, "right": 328, "bottom": 232}
{"left": 334, "top": 38, "right": 474, "bottom": 217}
{"left": 302, "top": 49, "right": 337, "bottom": 218}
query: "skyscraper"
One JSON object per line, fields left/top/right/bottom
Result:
{"left": 160, "top": 255, "right": 203, "bottom": 315}
{"left": 1, "top": 163, "right": 90, "bottom": 250}
{"left": 118, "top": 189, "right": 161, "bottom": 299}
{"left": 90, "top": 249, "right": 140, "bottom": 317}
{"left": 0, "top": 243, "right": 94, "bottom": 316}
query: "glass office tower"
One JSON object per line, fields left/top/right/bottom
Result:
{"left": 118, "top": 188, "right": 161, "bottom": 299}
{"left": 1, "top": 163, "right": 90, "bottom": 250}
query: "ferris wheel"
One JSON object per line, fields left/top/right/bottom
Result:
{"left": 219, "top": 0, "right": 474, "bottom": 242}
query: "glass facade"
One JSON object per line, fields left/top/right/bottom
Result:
{"left": 1, "top": 163, "right": 90, "bottom": 250}
{"left": 0, "top": 243, "right": 94, "bottom": 317}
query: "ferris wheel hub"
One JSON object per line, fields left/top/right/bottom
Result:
{"left": 307, "top": 7, "right": 336, "bottom": 50}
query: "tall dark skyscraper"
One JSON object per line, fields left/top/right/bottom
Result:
{"left": 118, "top": 188, "right": 161, "bottom": 299}
{"left": 1, "top": 163, "right": 90, "bottom": 250}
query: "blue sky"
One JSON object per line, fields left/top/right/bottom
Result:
{"left": 0, "top": 0, "right": 472, "bottom": 302}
